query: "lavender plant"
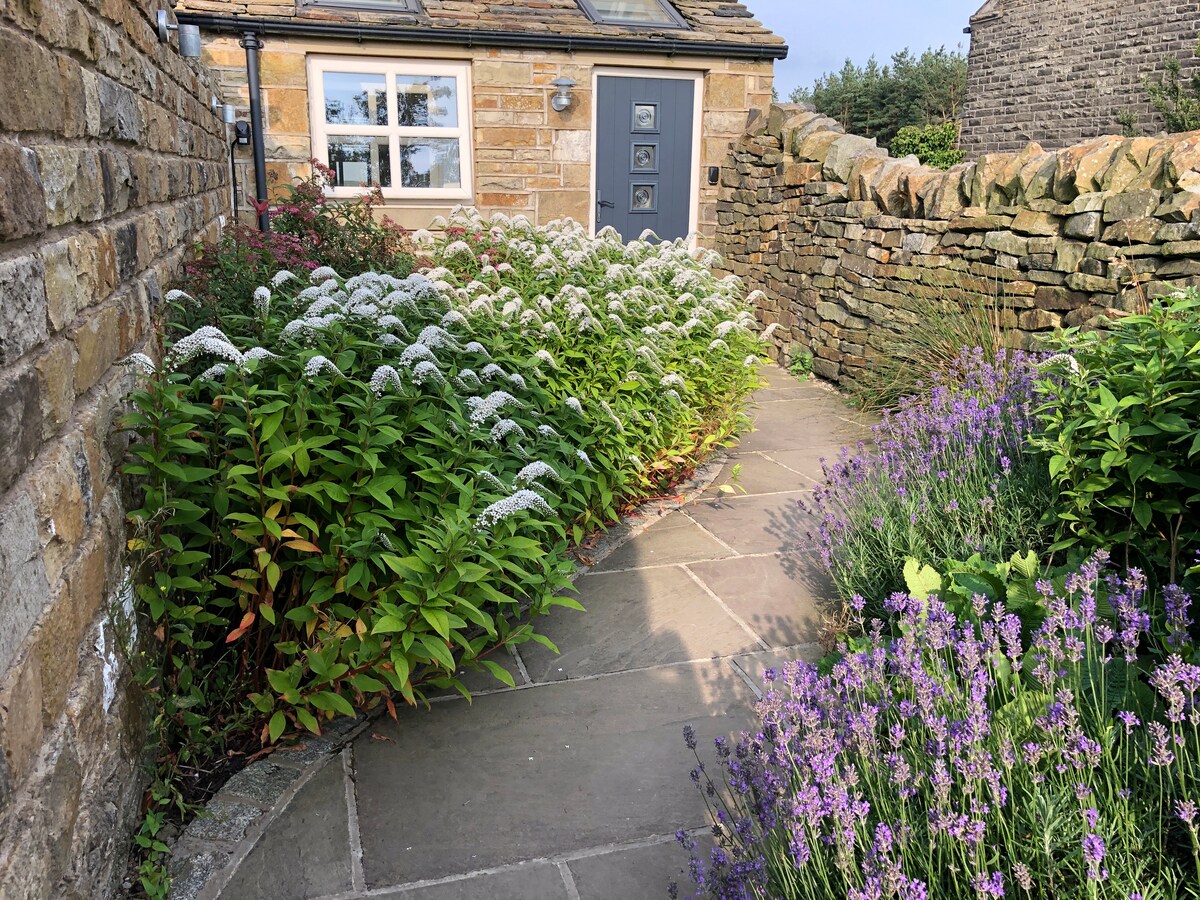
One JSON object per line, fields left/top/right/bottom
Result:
{"left": 680, "top": 553, "right": 1200, "bottom": 900}
{"left": 805, "top": 348, "right": 1054, "bottom": 618}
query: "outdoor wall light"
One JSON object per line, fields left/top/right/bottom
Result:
{"left": 550, "top": 77, "right": 576, "bottom": 113}
{"left": 222, "top": 103, "right": 237, "bottom": 125}
{"left": 156, "top": 9, "right": 202, "bottom": 58}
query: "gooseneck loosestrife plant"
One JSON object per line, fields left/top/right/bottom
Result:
{"left": 804, "top": 348, "right": 1055, "bottom": 617}
{"left": 680, "top": 553, "right": 1200, "bottom": 900}
{"left": 124, "top": 210, "right": 768, "bottom": 780}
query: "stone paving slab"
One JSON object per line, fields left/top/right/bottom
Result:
{"left": 686, "top": 552, "right": 831, "bottom": 649}
{"left": 568, "top": 838, "right": 697, "bottom": 900}
{"left": 351, "top": 660, "right": 758, "bottom": 887}
{"left": 219, "top": 761, "right": 352, "bottom": 900}
{"left": 736, "top": 399, "right": 868, "bottom": 454}
{"left": 590, "top": 512, "right": 733, "bottom": 572}
{"left": 714, "top": 451, "right": 813, "bottom": 496}
{"left": 373, "top": 864, "right": 569, "bottom": 899}
{"left": 519, "top": 566, "right": 762, "bottom": 683}
{"left": 731, "top": 645, "right": 826, "bottom": 699}
{"left": 685, "top": 491, "right": 814, "bottom": 555}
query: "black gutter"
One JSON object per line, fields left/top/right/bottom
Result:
{"left": 177, "top": 12, "right": 789, "bottom": 61}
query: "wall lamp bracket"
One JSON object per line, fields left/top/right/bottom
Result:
{"left": 550, "top": 77, "right": 576, "bottom": 113}
{"left": 157, "top": 9, "right": 201, "bottom": 57}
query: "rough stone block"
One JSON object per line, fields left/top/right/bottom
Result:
{"left": 70, "top": 305, "right": 120, "bottom": 394}
{"left": 1063, "top": 211, "right": 1102, "bottom": 239}
{"left": 821, "top": 134, "right": 884, "bottom": 183}
{"left": 0, "top": 492, "right": 53, "bottom": 677}
{"left": 0, "top": 255, "right": 49, "bottom": 367}
{"left": 0, "top": 142, "right": 48, "bottom": 241}
{"left": 34, "top": 146, "right": 103, "bottom": 226}
{"left": 1103, "top": 189, "right": 1162, "bottom": 223}
{"left": 1011, "top": 209, "right": 1062, "bottom": 236}
{"left": 0, "top": 651, "right": 45, "bottom": 805}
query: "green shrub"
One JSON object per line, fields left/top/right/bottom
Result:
{"left": 890, "top": 120, "right": 965, "bottom": 169}
{"left": 1145, "top": 39, "right": 1200, "bottom": 134}
{"left": 1034, "top": 293, "right": 1200, "bottom": 583}
{"left": 177, "top": 161, "right": 415, "bottom": 335}
{"left": 124, "top": 212, "right": 766, "bottom": 780}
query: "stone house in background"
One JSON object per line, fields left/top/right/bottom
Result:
{"left": 175, "top": 0, "right": 786, "bottom": 241}
{"left": 961, "top": 0, "right": 1200, "bottom": 156}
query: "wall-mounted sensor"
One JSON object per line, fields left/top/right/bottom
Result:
{"left": 234, "top": 121, "right": 251, "bottom": 146}
{"left": 708, "top": 166, "right": 720, "bottom": 186}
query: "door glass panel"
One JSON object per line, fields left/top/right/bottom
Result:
{"left": 632, "top": 143, "right": 657, "bottom": 171}
{"left": 327, "top": 136, "right": 391, "bottom": 188}
{"left": 397, "top": 138, "right": 462, "bottom": 189}
{"left": 323, "top": 72, "right": 388, "bottom": 126}
{"left": 631, "top": 183, "right": 656, "bottom": 211}
{"left": 632, "top": 103, "right": 658, "bottom": 132}
{"left": 396, "top": 76, "right": 459, "bottom": 127}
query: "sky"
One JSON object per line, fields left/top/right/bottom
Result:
{"left": 749, "top": 0, "right": 984, "bottom": 98}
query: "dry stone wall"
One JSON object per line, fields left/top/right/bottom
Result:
{"left": 718, "top": 105, "right": 1200, "bottom": 385}
{"left": 0, "top": 0, "right": 229, "bottom": 896}
{"left": 962, "top": 0, "right": 1200, "bottom": 155}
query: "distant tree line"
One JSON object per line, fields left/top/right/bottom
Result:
{"left": 789, "top": 47, "right": 968, "bottom": 168}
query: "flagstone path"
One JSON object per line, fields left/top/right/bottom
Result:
{"left": 171, "top": 366, "right": 871, "bottom": 900}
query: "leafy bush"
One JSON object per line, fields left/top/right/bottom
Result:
{"left": 680, "top": 553, "right": 1200, "bottom": 900}
{"left": 178, "top": 161, "right": 415, "bottom": 334}
{"left": 124, "top": 212, "right": 766, "bottom": 780}
{"left": 1034, "top": 294, "right": 1200, "bottom": 583}
{"left": 805, "top": 348, "right": 1054, "bottom": 618}
{"left": 1144, "top": 39, "right": 1200, "bottom": 134}
{"left": 890, "top": 121, "right": 965, "bottom": 169}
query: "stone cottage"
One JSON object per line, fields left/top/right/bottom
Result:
{"left": 176, "top": 0, "right": 786, "bottom": 241}
{"left": 961, "top": 0, "right": 1200, "bottom": 155}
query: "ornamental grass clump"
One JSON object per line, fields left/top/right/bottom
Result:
{"left": 806, "top": 348, "right": 1054, "bottom": 617}
{"left": 680, "top": 553, "right": 1200, "bottom": 900}
{"left": 124, "top": 211, "right": 768, "bottom": 778}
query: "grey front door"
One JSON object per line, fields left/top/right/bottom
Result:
{"left": 595, "top": 75, "right": 695, "bottom": 242}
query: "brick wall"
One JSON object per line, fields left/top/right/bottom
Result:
{"left": 198, "top": 36, "right": 771, "bottom": 236}
{"left": 719, "top": 105, "right": 1200, "bottom": 386}
{"left": 962, "top": 0, "right": 1200, "bottom": 155}
{"left": 0, "top": 0, "right": 230, "bottom": 895}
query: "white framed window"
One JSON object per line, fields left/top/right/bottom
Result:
{"left": 307, "top": 56, "right": 473, "bottom": 201}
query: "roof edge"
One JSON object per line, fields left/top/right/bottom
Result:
{"left": 178, "top": 12, "right": 789, "bottom": 61}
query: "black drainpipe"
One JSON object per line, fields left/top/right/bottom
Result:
{"left": 240, "top": 30, "right": 270, "bottom": 232}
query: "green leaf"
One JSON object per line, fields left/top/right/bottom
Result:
{"left": 479, "top": 658, "right": 516, "bottom": 687}
{"left": 421, "top": 608, "right": 451, "bottom": 640}
{"left": 296, "top": 708, "right": 320, "bottom": 734}
{"left": 372, "top": 615, "right": 407, "bottom": 634}
{"left": 902, "top": 558, "right": 943, "bottom": 601}
{"left": 268, "top": 711, "right": 287, "bottom": 743}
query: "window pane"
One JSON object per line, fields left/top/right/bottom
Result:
{"left": 397, "top": 138, "right": 461, "bottom": 189}
{"left": 396, "top": 76, "right": 459, "bottom": 127}
{"left": 323, "top": 72, "right": 388, "bottom": 126}
{"left": 327, "top": 136, "right": 391, "bottom": 188}
{"left": 586, "top": 0, "right": 679, "bottom": 24}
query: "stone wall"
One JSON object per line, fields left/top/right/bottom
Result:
{"left": 197, "top": 36, "right": 771, "bottom": 235}
{"left": 718, "top": 105, "right": 1200, "bottom": 385}
{"left": 962, "top": 0, "right": 1200, "bottom": 155}
{"left": 0, "top": 0, "right": 230, "bottom": 896}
